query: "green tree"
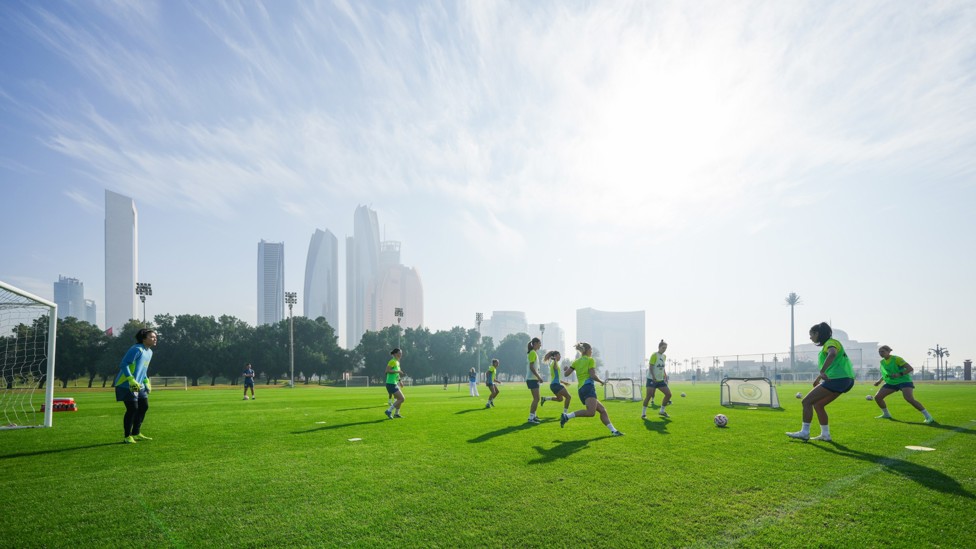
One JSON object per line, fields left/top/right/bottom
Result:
{"left": 494, "top": 333, "right": 530, "bottom": 382}
{"left": 55, "top": 317, "right": 108, "bottom": 388}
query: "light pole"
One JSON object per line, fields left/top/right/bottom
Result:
{"left": 135, "top": 282, "right": 152, "bottom": 323}
{"left": 286, "top": 291, "right": 297, "bottom": 387}
{"left": 928, "top": 345, "right": 949, "bottom": 381}
{"left": 395, "top": 307, "right": 404, "bottom": 348}
{"left": 476, "top": 312, "right": 484, "bottom": 376}
{"left": 785, "top": 292, "right": 801, "bottom": 371}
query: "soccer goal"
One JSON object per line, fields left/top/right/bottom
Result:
{"left": 149, "top": 376, "right": 188, "bottom": 390}
{"left": 720, "top": 377, "right": 781, "bottom": 408}
{"left": 345, "top": 376, "right": 369, "bottom": 388}
{"left": 1, "top": 280, "right": 57, "bottom": 429}
{"left": 604, "top": 378, "right": 642, "bottom": 401}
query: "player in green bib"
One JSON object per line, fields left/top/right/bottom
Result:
{"left": 872, "top": 345, "right": 934, "bottom": 423}
{"left": 788, "top": 322, "right": 855, "bottom": 442}
{"left": 384, "top": 348, "right": 406, "bottom": 419}
{"left": 485, "top": 359, "right": 500, "bottom": 408}
{"left": 559, "top": 342, "right": 623, "bottom": 436}
{"left": 525, "top": 338, "right": 544, "bottom": 424}
{"left": 539, "top": 350, "right": 572, "bottom": 415}
{"left": 642, "top": 339, "right": 672, "bottom": 419}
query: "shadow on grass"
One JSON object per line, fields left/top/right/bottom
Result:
{"left": 467, "top": 422, "right": 537, "bottom": 443}
{"left": 890, "top": 420, "right": 976, "bottom": 436}
{"left": 643, "top": 417, "right": 670, "bottom": 435}
{"left": 456, "top": 407, "right": 491, "bottom": 415}
{"left": 811, "top": 441, "right": 974, "bottom": 499}
{"left": 0, "top": 442, "right": 120, "bottom": 460}
{"left": 292, "top": 419, "right": 389, "bottom": 434}
{"left": 528, "top": 437, "right": 602, "bottom": 464}
{"left": 335, "top": 406, "right": 387, "bottom": 412}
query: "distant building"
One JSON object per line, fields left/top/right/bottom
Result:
{"left": 53, "top": 276, "right": 85, "bottom": 320}
{"left": 791, "top": 327, "right": 879, "bottom": 374}
{"left": 481, "top": 311, "right": 528, "bottom": 346}
{"left": 529, "top": 322, "right": 566, "bottom": 359}
{"left": 346, "top": 206, "right": 381, "bottom": 347}
{"left": 576, "top": 307, "right": 646, "bottom": 376}
{"left": 257, "top": 240, "right": 284, "bottom": 326}
{"left": 304, "top": 228, "right": 339, "bottom": 329}
{"left": 105, "top": 190, "right": 138, "bottom": 333}
{"left": 84, "top": 299, "right": 97, "bottom": 326}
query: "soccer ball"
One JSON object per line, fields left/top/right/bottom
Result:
{"left": 243, "top": 396, "right": 249, "bottom": 400}
{"left": 714, "top": 414, "right": 728, "bottom": 428}
{"left": 680, "top": 392, "right": 686, "bottom": 397}
{"left": 795, "top": 392, "right": 802, "bottom": 399}
{"left": 865, "top": 394, "right": 874, "bottom": 401}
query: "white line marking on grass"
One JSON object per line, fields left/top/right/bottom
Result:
{"left": 348, "top": 438, "right": 362, "bottom": 442}
{"left": 905, "top": 445, "right": 935, "bottom": 451}
{"left": 692, "top": 424, "right": 970, "bottom": 549}
{"left": 315, "top": 421, "right": 326, "bottom": 424}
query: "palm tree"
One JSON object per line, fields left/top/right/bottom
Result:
{"left": 785, "top": 292, "right": 801, "bottom": 370}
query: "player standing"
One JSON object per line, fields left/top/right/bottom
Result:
{"left": 560, "top": 342, "right": 623, "bottom": 436}
{"left": 787, "top": 322, "right": 854, "bottom": 442}
{"left": 384, "top": 348, "right": 406, "bottom": 419}
{"left": 243, "top": 363, "right": 255, "bottom": 400}
{"left": 485, "top": 359, "right": 500, "bottom": 408}
{"left": 468, "top": 367, "right": 480, "bottom": 397}
{"left": 526, "top": 338, "right": 544, "bottom": 424}
{"left": 114, "top": 328, "right": 156, "bottom": 444}
{"left": 873, "top": 345, "right": 935, "bottom": 423}
{"left": 642, "top": 340, "right": 672, "bottom": 419}
{"left": 539, "top": 351, "right": 571, "bottom": 415}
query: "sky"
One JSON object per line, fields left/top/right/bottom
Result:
{"left": 1, "top": 0, "right": 974, "bottom": 371}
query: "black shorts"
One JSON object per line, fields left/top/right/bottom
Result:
{"left": 882, "top": 382, "right": 915, "bottom": 391}
{"left": 577, "top": 383, "right": 597, "bottom": 402}
{"left": 550, "top": 383, "right": 564, "bottom": 396}
{"left": 646, "top": 380, "right": 667, "bottom": 389}
{"left": 821, "top": 377, "right": 855, "bottom": 394}
{"left": 526, "top": 380, "right": 540, "bottom": 390}
{"left": 386, "top": 383, "right": 401, "bottom": 396}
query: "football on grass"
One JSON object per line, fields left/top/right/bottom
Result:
{"left": 714, "top": 414, "right": 728, "bottom": 428}
{"left": 866, "top": 394, "right": 874, "bottom": 401}
{"left": 795, "top": 392, "right": 802, "bottom": 399}
{"left": 680, "top": 392, "right": 686, "bottom": 397}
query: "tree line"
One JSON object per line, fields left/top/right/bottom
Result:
{"left": 6, "top": 314, "right": 578, "bottom": 388}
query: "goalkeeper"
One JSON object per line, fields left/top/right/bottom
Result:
{"left": 113, "top": 328, "right": 157, "bottom": 444}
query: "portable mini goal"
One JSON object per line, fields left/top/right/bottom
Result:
{"left": 604, "top": 378, "right": 642, "bottom": 401}
{"left": 720, "top": 377, "right": 781, "bottom": 408}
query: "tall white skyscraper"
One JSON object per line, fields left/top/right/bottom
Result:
{"left": 53, "top": 275, "right": 85, "bottom": 320}
{"left": 304, "top": 228, "right": 339, "bottom": 329}
{"left": 257, "top": 240, "right": 284, "bottom": 326}
{"left": 105, "top": 190, "right": 138, "bottom": 334}
{"left": 576, "top": 307, "right": 646, "bottom": 376}
{"left": 370, "top": 241, "right": 424, "bottom": 331}
{"left": 84, "top": 299, "right": 97, "bottom": 326}
{"left": 346, "top": 206, "right": 381, "bottom": 348}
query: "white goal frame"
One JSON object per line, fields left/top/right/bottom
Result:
{"left": 604, "top": 378, "right": 642, "bottom": 401}
{"left": 345, "top": 375, "right": 369, "bottom": 388}
{"left": 1, "top": 280, "right": 57, "bottom": 429}
{"left": 720, "top": 377, "right": 781, "bottom": 408}
{"left": 149, "top": 376, "right": 188, "bottom": 390}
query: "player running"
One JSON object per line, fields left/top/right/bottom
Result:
{"left": 384, "top": 348, "right": 406, "bottom": 419}
{"left": 526, "top": 338, "right": 544, "bottom": 424}
{"left": 873, "top": 345, "right": 935, "bottom": 423}
{"left": 560, "top": 342, "right": 623, "bottom": 436}
{"left": 539, "top": 351, "right": 571, "bottom": 416}
{"left": 787, "top": 322, "right": 854, "bottom": 442}
{"left": 642, "top": 339, "right": 672, "bottom": 419}
{"left": 485, "top": 359, "right": 500, "bottom": 408}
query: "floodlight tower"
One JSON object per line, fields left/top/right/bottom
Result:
{"left": 395, "top": 307, "right": 404, "bottom": 348}
{"left": 286, "top": 291, "right": 297, "bottom": 387}
{"left": 476, "top": 312, "right": 484, "bottom": 376}
{"left": 785, "top": 292, "right": 801, "bottom": 370}
{"left": 928, "top": 345, "right": 949, "bottom": 381}
{"left": 135, "top": 282, "right": 152, "bottom": 323}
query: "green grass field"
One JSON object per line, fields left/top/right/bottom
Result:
{"left": 1, "top": 382, "right": 974, "bottom": 548}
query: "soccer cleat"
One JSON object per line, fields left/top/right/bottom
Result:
{"left": 924, "top": 418, "right": 936, "bottom": 424}
{"left": 385, "top": 409, "right": 393, "bottom": 419}
{"left": 540, "top": 398, "right": 546, "bottom": 407}
{"left": 611, "top": 430, "right": 624, "bottom": 437}
{"left": 135, "top": 434, "right": 152, "bottom": 441}
{"left": 123, "top": 436, "right": 137, "bottom": 444}
{"left": 811, "top": 434, "right": 832, "bottom": 442}
{"left": 875, "top": 414, "right": 892, "bottom": 419}
{"left": 658, "top": 410, "right": 670, "bottom": 418}
{"left": 491, "top": 400, "right": 496, "bottom": 408}
{"left": 393, "top": 414, "right": 403, "bottom": 419}
{"left": 786, "top": 431, "right": 810, "bottom": 441}
{"left": 485, "top": 402, "right": 492, "bottom": 409}
{"left": 528, "top": 417, "right": 541, "bottom": 424}
{"left": 560, "top": 413, "right": 569, "bottom": 428}
{"left": 640, "top": 415, "right": 646, "bottom": 420}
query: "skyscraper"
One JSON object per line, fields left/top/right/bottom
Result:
{"left": 105, "top": 190, "right": 138, "bottom": 334}
{"left": 257, "top": 240, "right": 284, "bottom": 326}
{"left": 304, "top": 228, "right": 339, "bottom": 329}
{"left": 370, "top": 241, "right": 424, "bottom": 330}
{"left": 53, "top": 275, "right": 85, "bottom": 320}
{"left": 84, "top": 299, "right": 97, "bottom": 326}
{"left": 346, "top": 206, "right": 380, "bottom": 348}
{"left": 576, "top": 307, "right": 646, "bottom": 376}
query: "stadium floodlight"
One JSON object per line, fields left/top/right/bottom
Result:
{"left": 0, "top": 280, "right": 57, "bottom": 429}
{"left": 135, "top": 282, "right": 152, "bottom": 323}
{"left": 784, "top": 292, "right": 801, "bottom": 370}
{"left": 394, "top": 307, "right": 404, "bottom": 348}
{"left": 286, "top": 292, "right": 297, "bottom": 388}
{"left": 475, "top": 312, "right": 483, "bottom": 376}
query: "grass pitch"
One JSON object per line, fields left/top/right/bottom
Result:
{"left": 1, "top": 382, "right": 974, "bottom": 548}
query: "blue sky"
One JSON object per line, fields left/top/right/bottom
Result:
{"left": 2, "top": 0, "right": 974, "bottom": 370}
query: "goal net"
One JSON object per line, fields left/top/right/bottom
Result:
{"left": 149, "top": 376, "right": 188, "bottom": 390}
{"left": 345, "top": 376, "right": 369, "bottom": 388}
{"left": 604, "top": 378, "right": 641, "bottom": 401}
{"left": 720, "top": 377, "right": 781, "bottom": 408}
{"left": 1, "top": 280, "right": 57, "bottom": 429}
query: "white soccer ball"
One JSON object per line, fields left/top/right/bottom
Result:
{"left": 714, "top": 414, "right": 728, "bottom": 428}
{"left": 680, "top": 392, "right": 687, "bottom": 397}
{"left": 865, "top": 394, "right": 874, "bottom": 401}
{"left": 795, "top": 392, "right": 802, "bottom": 399}
{"left": 243, "top": 396, "right": 249, "bottom": 400}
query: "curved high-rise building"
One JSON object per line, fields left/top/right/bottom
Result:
{"left": 304, "top": 228, "right": 339, "bottom": 329}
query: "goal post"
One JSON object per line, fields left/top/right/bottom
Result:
{"left": 149, "top": 376, "right": 188, "bottom": 390}
{"left": 1, "top": 280, "right": 58, "bottom": 429}
{"left": 720, "top": 377, "right": 781, "bottom": 408}
{"left": 604, "top": 378, "right": 642, "bottom": 401}
{"left": 345, "top": 376, "right": 369, "bottom": 388}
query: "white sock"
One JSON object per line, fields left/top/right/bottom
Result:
{"left": 879, "top": 408, "right": 891, "bottom": 417}
{"left": 800, "top": 422, "right": 811, "bottom": 435}
{"left": 606, "top": 423, "right": 616, "bottom": 432}
{"left": 567, "top": 412, "right": 576, "bottom": 419}
{"left": 564, "top": 407, "right": 570, "bottom": 414}
{"left": 642, "top": 406, "right": 647, "bottom": 414}
{"left": 820, "top": 424, "right": 830, "bottom": 437}
{"left": 387, "top": 405, "right": 395, "bottom": 413}
{"left": 660, "top": 405, "right": 667, "bottom": 412}
{"left": 922, "top": 409, "right": 933, "bottom": 420}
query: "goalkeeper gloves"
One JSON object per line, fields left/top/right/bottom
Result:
{"left": 127, "top": 377, "right": 142, "bottom": 391}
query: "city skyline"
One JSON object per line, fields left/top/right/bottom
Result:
{"left": 2, "top": 2, "right": 974, "bottom": 369}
